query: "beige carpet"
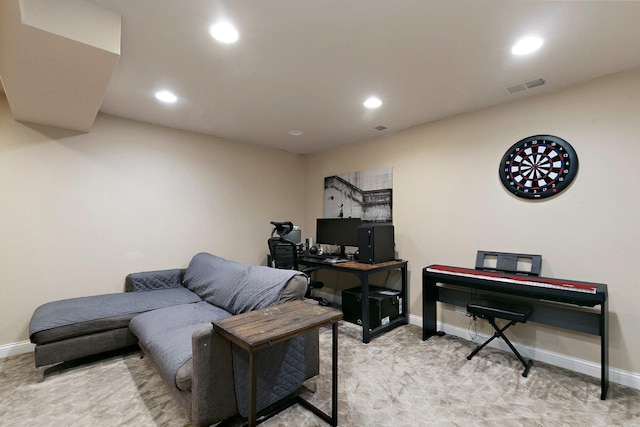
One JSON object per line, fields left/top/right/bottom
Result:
{"left": 1, "top": 322, "right": 639, "bottom": 426}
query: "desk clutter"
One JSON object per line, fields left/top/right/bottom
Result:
{"left": 269, "top": 219, "right": 408, "bottom": 343}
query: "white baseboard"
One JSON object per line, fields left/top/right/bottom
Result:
{"left": 408, "top": 314, "right": 640, "bottom": 392}
{"left": 0, "top": 340, "right": 34, "bottom": 358}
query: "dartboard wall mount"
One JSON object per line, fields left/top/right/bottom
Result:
{"left": 499, "top": 134, "right": 579, "bottom": 200}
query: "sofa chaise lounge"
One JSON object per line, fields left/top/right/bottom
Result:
{"left": 29, "top": 252, "right": 320, "bottom": 426}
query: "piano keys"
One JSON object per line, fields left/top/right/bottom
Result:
{"left": 425, "top": 264, "right": 606, "bottom": 301}
{"left": 422, "top": 263, "right": 609, "bottom": 399}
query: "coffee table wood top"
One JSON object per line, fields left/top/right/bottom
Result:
{"left": 212, "top": 300, "right": 343, "bottom": 351}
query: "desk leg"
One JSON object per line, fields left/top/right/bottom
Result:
{"left": 361, "top": 273, "right": 371, "bottom": 344}
{"left": 422, "top": 275, "right": 438, "bottom": 340}
{"left": 248, "top": 351, "right": 257, "bottom": 427}
{"left": 361, "top": 265, "right": 407, "bottom": 343}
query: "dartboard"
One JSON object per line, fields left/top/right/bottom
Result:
{"left": 499, "top": 135, "right": 579, "bottom": 199}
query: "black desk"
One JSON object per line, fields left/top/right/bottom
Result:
{"left": 422, "top": 264, "right": 609, "bottom": 400}
{"left": 300, "top": 257, "right": 408, "bottom": 343}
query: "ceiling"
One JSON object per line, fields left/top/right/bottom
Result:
{"left": 2, "top": 1, "right": 640, "bottom": 154}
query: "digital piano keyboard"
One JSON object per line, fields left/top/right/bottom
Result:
{"left": 424, "top": 264, "right": 605, "bottom": 305}
{"left": 422, "top": 263, "right": 609, "bottom": 399}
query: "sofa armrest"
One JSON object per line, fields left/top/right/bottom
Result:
{"left": 190, "top": 324, "right": 238, "bottom": 426}
{"left": 278, "top": 274, "right": 307, "bottom": 304}
{"left": 125, "top": 268, "right": 183, "bottom": 292}
{"left": 189, "top": 321, "right": 320, "bottom": 426}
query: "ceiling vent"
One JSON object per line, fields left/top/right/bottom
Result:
{"left": 505, "top": 78, "right": 546, "bottom": 94}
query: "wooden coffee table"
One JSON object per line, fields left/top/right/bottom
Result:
{"left": 213, "top": 300, "right": 343, "bottom": 426}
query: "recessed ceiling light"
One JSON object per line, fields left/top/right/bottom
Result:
{"left": 155, "top": 90, "right": 177, "bottom": 103}
{"left": 511, "top": 36, "right": 543, "bottom": 55}
{"left": 288, "top": 130, "right": 303, "bottom": 136}
{"left": 364, "top": 96, "right": 382, "bottom": 109}
{"left": 209, "top": 21, "right": 239, "bottom": 44}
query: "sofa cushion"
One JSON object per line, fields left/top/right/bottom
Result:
{"left": 30, "top": 287, "right": 202, "bottom": 344}
{"left": 32, "top": 314, "right": 136, "bottom": 345}
{"left": 183, "top": 252, "right": 306, "bottom": 315}
{"left": 129, "top": 301, "right": 232, "bottom": 391}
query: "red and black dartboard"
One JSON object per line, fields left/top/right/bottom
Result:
{"left": 499, "top": 135, "right": 579, "bottom": 199}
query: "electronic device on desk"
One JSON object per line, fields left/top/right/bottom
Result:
{"left": 357, "top": 223, "right": 395, "bottom": 264}
{"left": 303, "top": 251, "right": 348, "bottom": 263}
{"left": 288, "top": 228, "right": 302, "bottom": 245}
{"left": 304, "top": 252, "right": 323, "bottom": 259}
{"left": 323, "top": 257, "right": 348, "bottom": 264}
{"left": 342, "top": 285, "right": 402, "bottom": 329}
{"left": 315, "top": 217, "right": 362, "bottom": 259}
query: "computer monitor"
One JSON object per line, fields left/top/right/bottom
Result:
{"left": 316, "top": 218, "right": 362, "bottom": 258}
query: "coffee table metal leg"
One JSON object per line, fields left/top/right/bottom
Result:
{"left": 296, "top": 320, "right": 339, "bottom": 426}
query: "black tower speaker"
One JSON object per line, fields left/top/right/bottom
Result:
{"left": 357, "top": 223, "right": 395, "bottom": 264}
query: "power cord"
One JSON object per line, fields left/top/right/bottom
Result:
{"left": 466, "top": 311, "right": 479, "bottom": 341}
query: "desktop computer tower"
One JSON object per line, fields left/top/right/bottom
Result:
{"left": 342, "top": 285, "right": 401, "bottom": 329}
{"left": 357, "top": 223, "right": 395, "bottom": 264}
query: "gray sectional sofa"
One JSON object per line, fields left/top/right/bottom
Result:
{"left": 29, "top": 252, "right": 320, "bottom": 426}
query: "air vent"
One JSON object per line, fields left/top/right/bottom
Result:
{"left": 525, "top": 78, "right": 546, "bottom": 89}
{"left": 374, "top": 125, "right": 387, "bottom": 131}
{"left": 506, "top": 83, "right": 527, "bottom": 94}
{"left": 505, "top": 78, "right": 546, "bottom": 94}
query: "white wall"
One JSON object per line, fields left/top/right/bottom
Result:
{"left": 303, "top": 69, "right": 640, "bottom": 375}
{"left": 0, "top": 97, "right": 305, "bottom": 345}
